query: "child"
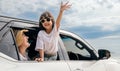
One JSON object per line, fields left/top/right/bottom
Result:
{"left": 35, "top": 1, "right": 71, "bottom": 62}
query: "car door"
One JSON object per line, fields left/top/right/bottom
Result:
{"left": 12, "top": 35, "right": 71, "bottom": 71}
{"left": 60, "top": 34, "right": 107, "bottom": 71}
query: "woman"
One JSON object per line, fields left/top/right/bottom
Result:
{"left": 15, "top": 29, "right": 30, "bottom": 61}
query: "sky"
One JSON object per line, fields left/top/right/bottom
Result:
{"left": 0, "top": 0, "right": 120, "bottom": 58}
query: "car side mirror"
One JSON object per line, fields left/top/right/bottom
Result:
{"left": 98, "top": 49, "right": 111, "bottom": 59}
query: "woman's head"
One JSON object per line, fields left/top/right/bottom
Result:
{"left": 39, "top": 11, "right": 55, "bottom": 30}
{"left": 16, "top": 30, "right": 30, "bottom": 49}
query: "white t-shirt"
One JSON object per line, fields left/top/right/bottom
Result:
{"left": 19, "top": 53, "right": 28, "bottom": 61}
{"left": 35, "top": 24, "right": 59, "bottom": 55}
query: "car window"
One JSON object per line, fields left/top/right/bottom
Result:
{"left": 60, "top": 35, "right": 91, "bottom": 60}
{"left": 0, "top": 29, "right": 19, "bottom": 60}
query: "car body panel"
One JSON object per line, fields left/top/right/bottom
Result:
{"left": 67, "top": 59, "right": 120, "bottom": 71}
{"left": 67, "top": 60, "right": 106, "bottom": 71}
{"left": 0, "top": 53, "right": 70, "bottom": 71}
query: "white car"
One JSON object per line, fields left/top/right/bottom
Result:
{"left": 0, "top": 16, "right": 120, "bottom": 71}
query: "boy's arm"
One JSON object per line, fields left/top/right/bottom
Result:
{"left": 56, "top": 1, "right": 71, "bottom": 30}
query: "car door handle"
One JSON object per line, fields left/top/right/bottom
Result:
{"left": 74, "top": 68, "right": 83, "bottom": 71}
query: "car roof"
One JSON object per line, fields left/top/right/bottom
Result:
{"left": 0, "top": 15, "right": 38, "bottom": 30}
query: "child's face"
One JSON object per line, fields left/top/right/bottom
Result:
{"left": 40, "top": 17, "right": 53, "bottom": 30}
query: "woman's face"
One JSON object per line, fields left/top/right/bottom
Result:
{"left": 21, "top": 34, "right": 30, "bottom": 48}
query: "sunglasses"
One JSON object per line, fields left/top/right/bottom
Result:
{"left": 40, "top": 17, "right": 51, "bottom": 24}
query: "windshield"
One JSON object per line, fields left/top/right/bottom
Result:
{"left": 0, "top": 0, "right": 120, "bottom": 59}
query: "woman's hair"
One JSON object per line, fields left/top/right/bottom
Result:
{"left": 39, "top": 11, "right": 55, "bottom": 30}
{"left": 15, "top": 29, "right": 28, "bottom": 47}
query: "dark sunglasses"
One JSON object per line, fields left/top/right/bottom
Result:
{"left": 40, "top": 17, "right": 51, "bottom": 23}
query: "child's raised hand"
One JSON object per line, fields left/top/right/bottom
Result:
{"left": 60, "top": 1, "right": 72, "bottom": 12}
{"left": 56, "top": 1, "right": 71, "bottom": 29}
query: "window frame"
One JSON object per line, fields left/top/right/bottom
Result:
{"left": 60, "top": 34, "right": 97, "bottom": 60}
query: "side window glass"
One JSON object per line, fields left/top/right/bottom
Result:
{"left": 0, "top": 30, "right": 18, "bottom": 60}
{"left": 61, "top": 35, "right": 91, "bottom": 60}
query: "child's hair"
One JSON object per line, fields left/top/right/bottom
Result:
{"left": 39, "top": 11, "right": 55, "bottom": 30}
